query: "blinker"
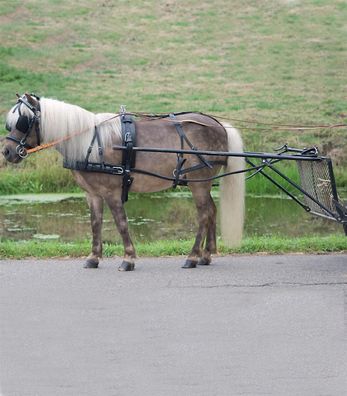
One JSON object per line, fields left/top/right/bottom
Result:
{"left": 16, "top": 115, "right": 30, "bottom": 133}
{"left": 4, "top": 115, "right": 30, "bottom": 133}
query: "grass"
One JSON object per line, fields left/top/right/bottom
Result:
{"left": 0, "top": 2, "right": 346, "bottom": 259}
{"left": 1, "top": 1, "right": 346, "bottom": 121}
{"left": 0, "top": 235, "right": 346, "bottom": 259}
{"left": 0, "top": 151, "right": 79, "bottom": 194}
{"left": 0, "top": 0, "right": 346, "bottom": 195}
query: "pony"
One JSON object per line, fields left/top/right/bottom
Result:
{"left": 3, "top": 93, "right": 245, "bottom": 270}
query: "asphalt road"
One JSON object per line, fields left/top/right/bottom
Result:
{"left": 1, "top": 254, "right": 346, "bottom": 396}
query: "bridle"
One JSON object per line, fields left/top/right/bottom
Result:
{"left": 5, "top": 95, "right": 41, "bottom": 158}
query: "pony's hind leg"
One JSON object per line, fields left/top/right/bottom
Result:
{"left": 183, "top": 183, "right": 213, "bottom": 269}
{"left": 105, "top": 193, "right": 136, "bottom": 271}
{"left": 198, "top": 195, "right": 217, "bottom": 266}
{"left": 84, "top": 194, "right": 104, "bottom": 268}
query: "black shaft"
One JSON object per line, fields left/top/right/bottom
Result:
{"left": 112, "top": 145, "right": 324, "bottom": 162}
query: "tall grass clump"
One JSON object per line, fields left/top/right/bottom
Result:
{"left": 0, "top": 150, "right": 79, "bottom": 194}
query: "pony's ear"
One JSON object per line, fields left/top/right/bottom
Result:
{"left": 25, "top": 93, "right": 39, "bottom": 108}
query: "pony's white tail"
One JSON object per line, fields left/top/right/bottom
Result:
{"left": 219, "top": 123, "right": 245, "bottom": 247}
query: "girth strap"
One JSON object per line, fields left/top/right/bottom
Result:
{"left": 122, "top": 115, "right": 136, "bottom": 168}
{"left": 121, "top": 114, "right": 137, "bottom": 203}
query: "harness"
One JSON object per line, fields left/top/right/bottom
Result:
{"left": 169, "top": 113, "right": 213, "bottom": 188}
{"left": 63, "top": 109, "right": 138, "bottom": 203}
{"left": 63, "top": 111, "right": 224, "bottom": 203}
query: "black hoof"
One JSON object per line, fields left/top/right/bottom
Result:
{"left": 118, "top": 261, "right": 135, "bottom": 272}
{"left": 182, "top": 259, "right": 197, "bottom": 269}
{"left": 84, "top": 258, "right": 99, "bottom": 269}
{"left": 198, "top": 257, "right": 211, "bottom": 266}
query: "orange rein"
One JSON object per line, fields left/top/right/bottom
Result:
{"left": 26, "top": 116, "right": 210, "bottom": 155}
{"left": 28, "top": 129, "right": 91, "bottom": 154}
{"left": 27, "top": 114, "right": 120, "bottom": 155}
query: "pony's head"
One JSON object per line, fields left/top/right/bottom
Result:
{"left": 2, "top": 93, "right": 41, "bottom": 163}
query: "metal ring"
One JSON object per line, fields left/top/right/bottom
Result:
{"left": 15, "top": 145, "right": 28, "bottom": 159}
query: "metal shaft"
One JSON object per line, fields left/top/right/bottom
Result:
{"left": 112, "top": 145, "right": 324, "bottom": 162}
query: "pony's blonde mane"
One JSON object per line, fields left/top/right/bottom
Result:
{"left": 40, "top": 98, "right": 121, "bottom": 162}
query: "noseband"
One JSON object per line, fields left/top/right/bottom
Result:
{"left": 5, "top": 95, "right": 41, "bottom": 158}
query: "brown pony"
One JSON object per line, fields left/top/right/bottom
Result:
{"left": 3, "top": 94, "right": 245, "bottom": 270}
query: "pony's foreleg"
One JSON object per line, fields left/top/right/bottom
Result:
{"left": 84, "top": 194, "right": 104, "bottom": 269}
{"left": 183, "top": 184, "right": 212, "bottom": 269}
{"left": 105, "top": 194, "right": 136, "bottom": 271}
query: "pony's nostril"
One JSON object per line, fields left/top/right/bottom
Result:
{"left": 2, "top": 148, "right": 10, "bottom": 159}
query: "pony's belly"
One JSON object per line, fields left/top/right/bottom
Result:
{"left": 131, "top": 176, "right": 173, "bottom": 193}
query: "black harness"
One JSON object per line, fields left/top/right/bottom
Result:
{"left": 169, "top": 113, "right": 214, "bottom": 187}
{"left": 63, "top": 112, "right": 137, "bottom": 203}
{"left": 5, "top": 95, "right": 41, "bottom": 158}
{"left": 121, "top": 114, "right": 136, "bottom": 202}
{"left": 63, "top": 111, "right": 224, "bottom": 203}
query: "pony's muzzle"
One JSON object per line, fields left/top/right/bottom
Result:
{"left": 2, "top": 147, "right": 10, "bottom": 160}
{"left": 2, "top": 144, "right": 24, "bottom": 163}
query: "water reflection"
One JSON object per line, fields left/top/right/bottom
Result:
{"left": 0, "top": 192, "right": 343, "bottom": 242}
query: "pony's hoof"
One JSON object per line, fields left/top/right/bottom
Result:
{"left": 182, "top": 259, "right": 197, "bottom": 269}
{"left": 84, "top": 258, "right": 99, "bottom": 269}
{"left": 118, "top": 261, "right": 135, "bottom": 271}
{"left": 198, "top": 257, "right": 211, "bottom": 266}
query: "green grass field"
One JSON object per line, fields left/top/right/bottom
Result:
{"left": 0, "top": 0, "right": 346, "bottom": 194}
{"left": 1, "top": 235, "right": 346, "bottom": 259}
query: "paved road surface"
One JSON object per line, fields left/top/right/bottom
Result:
{"left": 1, "top": 254, "right": 346, "bottom": 396}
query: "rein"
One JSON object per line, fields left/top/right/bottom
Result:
{"left": 126, "top": 111, "right": 347, "bottom": 130}
{"left": 27, "top": 114, "right": 120, "bottom": 154}
{"left": 7, "top": 99, "right": 346, "bottom": 157}
{"left": 28, "top": 116, "right": 346, "bottom": 155}
{"left": 26, "top": 115, "right": 211, "bottom": 155}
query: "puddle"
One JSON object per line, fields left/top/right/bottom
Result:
{"left": 0, "top": 192, "right": 344, "bottom": 243}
